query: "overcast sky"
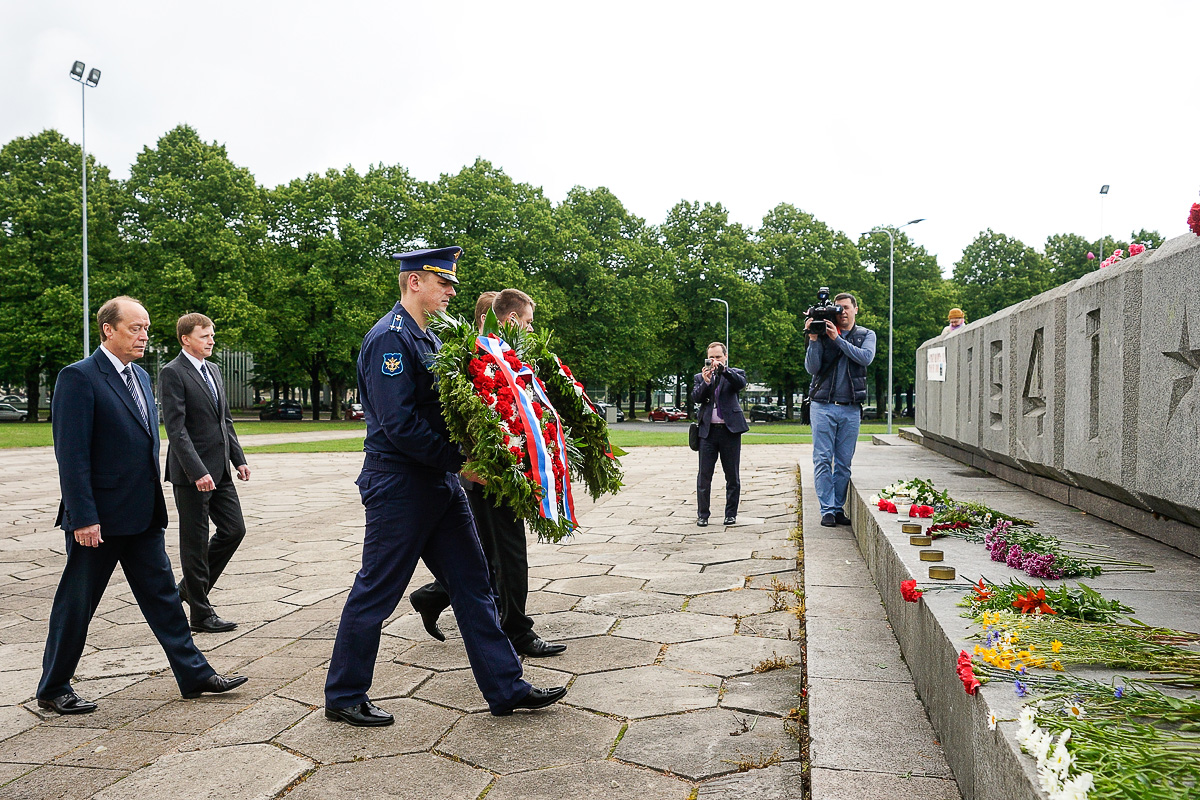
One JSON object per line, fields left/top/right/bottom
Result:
{"left": 4, "top": 1, "right": 1198, "bottom": 271}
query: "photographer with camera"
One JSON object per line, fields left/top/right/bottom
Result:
{"left": 692, "top": 342, "right": 748, "bottom": 527}
{"left": 804, "top": 290, "right": 876, "bottom": 528}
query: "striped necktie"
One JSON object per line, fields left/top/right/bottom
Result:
{"left": 200, "top": 363, "right": 218, "bottom": 405}
{"left": 121, "top": 365, "right": 150, "bottom": 431}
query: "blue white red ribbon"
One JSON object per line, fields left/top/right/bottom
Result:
{"left": 476, "top": 336, "right": 577, "bottom": 528}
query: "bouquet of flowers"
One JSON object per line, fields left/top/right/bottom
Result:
{"left": 526, "top": 328, "right": 624, "bottom": 499}
{"left": 430, "top": 311, "right": 581, "bottom": 542}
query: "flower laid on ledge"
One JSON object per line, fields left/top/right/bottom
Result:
{"left": 1188, "top": 202, "right": 1200, "bottom": 237}
{"left": 1099, "top": 249, "right": 1124, "bottom": 268}
{"left": 1128, "top": 243, "right": 1146, "bottom": 256}
{"left": 1013, "top": 588, "right": 1057, "bottom": 615}
{"left": 900, "top": 579, "right": 924, "bottom": 603}
{"left": 957, "top": 650, "right": 982, "bottom": 695}
{"left": 877, "top": 498, "right": 898, "bottom": 513}
{"left": 909, "top": 504, "right": 935, "bottom": 517}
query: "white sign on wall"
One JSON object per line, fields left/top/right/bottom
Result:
{"left": 927, "top": 347, "right": 947, "bottom": 382}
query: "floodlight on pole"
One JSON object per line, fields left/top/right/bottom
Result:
{"left": 70, "top": 60, "right": 101, "bottom": 357}
{"left": 709, "top": 298, "right": 730, "bottom": 360}
{"left": 1099, "top": 184, "right": 1110, "bottom": 261}
{"left": 863, "top": 218, "right": 925, "bottom": 435}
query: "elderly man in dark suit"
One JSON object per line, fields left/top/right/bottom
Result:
{"left": 160, "top": 312, "right": 250, "bottom": 633}
{"left": 692, "top": 341, "right": 749, "bottom": 526}
{"left": 36, "top": 296, "right": 246, "bottom": 715}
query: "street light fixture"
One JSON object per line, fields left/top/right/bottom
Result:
{"left": 862, "top": 218, "right": 925, "bottom": 435}
{"left": 709, "top": 297, "right": 729, "bottom": 360}
{"left": 1099, "top": 184, "right": 1110, "bottom": 261}
{"left": 70, "top": 60, "right": 101, "bottom": 356}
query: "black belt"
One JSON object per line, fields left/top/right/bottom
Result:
{"left": 816, "top": 401, "right": 860, "bottom": 406}
{"left": 832, "top": 401, "right": 859, "bottom": 406}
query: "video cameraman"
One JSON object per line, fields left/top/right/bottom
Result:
{"left": 804, "top": 292, "right": 876, "bottom": 527}
{"left": 692, "top": 342, "right": 748, "bottom": 527}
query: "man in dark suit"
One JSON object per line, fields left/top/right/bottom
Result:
{"left": 161, "top": 313, "right": 250, "bottom": 633}
{"left": 691, "top": 341, "right": 749, "bottom": 526}
{"left": 36, "top": 296, "right": 247, "bottom": 715}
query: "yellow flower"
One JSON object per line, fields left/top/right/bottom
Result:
{"left": 974, "top": 645, "right": 983, "bottom": 655}
{"left": 1051, "top": 640, "right": 1063, "bottom": 653}
{"left": 1018, "top": 650, "right": 1031, "bottom": 660}
{"left": 1051, "top": 660, "right": 1064, "bottom": 671}
{"left": 1009, "top": 633, "right": 1020, "bottom": 643}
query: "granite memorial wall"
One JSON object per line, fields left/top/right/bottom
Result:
{"left": 915, "top": 232, "right": 1200, "bottom": 556}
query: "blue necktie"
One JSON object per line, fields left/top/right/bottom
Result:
{"left": 122, "top": 365, "right": 150, "bottom": 431}
{"left": 200, "top": 363, "right": 218, "bottom": 405}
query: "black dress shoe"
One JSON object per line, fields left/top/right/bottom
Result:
{"left": 697, "top": 517, "right": 709, "bottom": 527}
{"left": 191, "top": 614, "right": 237, "bottom": 633}
{"left": 183, "top": 673, "right": 248, "bottom": 698}
{"left": 835, "top": 511, "right": 852, "bottom": 526}
{"left": 410, "top": 597, "right": 446, "bottom": 642}
{"left": 493, "top": 686, "right": 568, "bottom": 716}
{"left": 176, "top": 581, "right": 188, "bottom": 604}
{"left": 325, "top": 700, "right": 394, "bottom": 727}
{"left": 723, "top": 516, "right": 737, "bottom": 525}
{"left": 515, "top": 637, "right": 567, "bottom": 657}
{"left": 820, "top": 513, "right": 837, "bottom": 527}
{"left": 37, "top": 692, "right": 97, "bottom": 715}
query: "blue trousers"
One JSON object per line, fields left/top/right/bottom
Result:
{"left": 810, "top": 401, "right": 862, "bottom": 517}
{"left": 324, "top": 469, "right": 529, "bottom": 713}
{"left": 38, "top": 528, "right": 215, "bottom": 700}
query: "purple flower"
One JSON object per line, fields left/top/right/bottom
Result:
{"left": 1024, "top": 552, "right": 1063, "bottom": 580}
{"left": 1114, "top": 687, "right": 1124, "bottom": 699}
{"left": 1006, "top": 544, "right": 1026, "bottom": 569}
{"left": 990, "top": 541, "right": 1009, "bottom": 563}
{"left": 1014, "top": 680, "right": 1028, "bottom": 697}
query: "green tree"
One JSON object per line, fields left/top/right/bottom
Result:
{"left": 658, "top": 201, "right": 758, "bottom": 418}
{"left": 753, "top": 204, "right": 865, "bottom": 417}
{"left": 858, "top": 228, "right": 952, "bottom": 414}
{"left": 0, "top": 130, "right": 123, "bottom": 420}
{"left": 121, "top": 125, "right": 269, "bottom": 352}
{"left": 952, "top": 230, "right": 1050, "bottom": 322}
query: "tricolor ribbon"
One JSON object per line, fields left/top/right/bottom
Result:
{"left": 476, "top": 336, "right": 577, "bottom": 528}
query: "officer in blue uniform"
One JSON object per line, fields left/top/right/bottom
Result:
{"left": 324, "top": 246, "right": 568, "bottom": 726}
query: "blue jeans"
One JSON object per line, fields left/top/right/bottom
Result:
{"left": 811, "top": 401, "right": 861, "bottom": 517}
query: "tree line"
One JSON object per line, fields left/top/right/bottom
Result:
{"left": 0, "top": 125, "right": 1165, "bottom": 421}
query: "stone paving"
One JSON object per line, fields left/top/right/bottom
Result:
{"left": 0, "top": 445, "right": 806, "bottom": 799}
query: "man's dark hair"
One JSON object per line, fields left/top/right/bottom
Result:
{"left": 176, "top": 312, "right": 214, "bottom": 343}
{"left": 97, "top": 296, "right": 143, "bottom": 342}
{"left": 493, "top": 288, "right": 534, "bottom": 321}
{"left": 834, "top": 292, "right": 858, "bottom": 308}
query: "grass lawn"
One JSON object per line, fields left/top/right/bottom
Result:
{"left": 0, "top": 419, "right": 365, "bottom": 449}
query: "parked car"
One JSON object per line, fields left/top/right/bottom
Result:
{"left": 0, "top": 403, "right": 27, "bottom": 422}
{"left": 259, "top": 400, "right": 304, "bottom": 420}
{"left": 1, "top": 394, "right": 25, "bottom": 406}
{"left": 749, "top": 405, "right": 786, "bottom": 422}
{"left": 343, "top": 403, "right": 364, "bottom": 421}
{"left": 648, "top": 406, "right": 687, "bottom": 422}
{"left": 593, "top": 402, "right": 625, "bottom": 423}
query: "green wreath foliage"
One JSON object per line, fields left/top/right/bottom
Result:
{"left": 527, "top": 328, "right": 624, "bottom": 500}
{"left": 429, "top": 311, "right": 577, "bottom": 542}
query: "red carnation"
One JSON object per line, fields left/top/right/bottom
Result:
{"left": 900, "top": 580, "right": 924, "bottom": 603}
{"left": 910, "top": 505, "right": 935, "bottom": 518}
{"left": 1129, "top": 243, "right": 1146, "bottom": 256}
{"left": 878, "top": 499, "right": 898, "bottom": 513}
{"left": 531, "top": 402, "right": 544, "bottom": 420}
{"left": 1189, "top": 203, "right": 1200, "bottom": 237}
{"left": 509, "top": 446, "right": 523, "bottom": 462}
{"left": 957, "top": 651, "right": 981, "bottom": 695}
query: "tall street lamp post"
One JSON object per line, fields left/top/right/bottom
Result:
{"left": 70, "top": 60, "right": 101, "bottom": 357}
{"left": 710, "top": 297, "right": 729, "bottom": 360}
{"left": 863, "top": 218, "right": 925, "bottom": 435}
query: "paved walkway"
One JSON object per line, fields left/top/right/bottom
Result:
{"left": 0, "top": 446, "right": 806, "bottom": 799}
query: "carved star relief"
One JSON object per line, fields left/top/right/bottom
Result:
{"left": 1163, "top": 307, "right": 1200, "bottom": 424}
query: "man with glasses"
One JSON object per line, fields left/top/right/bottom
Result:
{"left": 804, "top": 293, "right": 876, "bottom": 528}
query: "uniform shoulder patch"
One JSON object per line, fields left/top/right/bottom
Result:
{"left": 388, "top": 314, "right": 404, "bottom": 332}
{"left": 381, "top": 353, "right": 404, "bottom": 376}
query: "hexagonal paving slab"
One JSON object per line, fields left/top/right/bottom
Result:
{"left": 661, "top": 636, "right": 798, "bottom": 677}
{"left": 614, "top": 612, "right": 735, "bottom": 644}
{"left": 284, "top": 753, "right": 493, "bottom": 800}
{"left": 527, "top": 610, "right": 616, "bottom": 640}
{"left": 574, "top": 591, "right": 683, "bottom": 617}
{"left": 275, "top": 700, "right": 459, "bottom": 764}
{"left": 686, "top": 589, "right": 777, "bottom": 617}
{"left": 487, "top": 759, "right": 692, "bottom": 800}
{"left": 437, "top": 706, "right": 620, "bottom": 774}
{"left": 721, "top": 668, "right": 803, "bottom": 716}
{"left": 643, "top": 573, "right": 746, "bottom": 596}
{"left": 614, "top": 707, "right": 798, "bottom": 780}
{"left": 543, "top": 575, "right": 646, "bottom": 596}
{"left": 567, "top": 665, "right": 718, "bottom": 718}
{"left": 91, "top": 743, "right": 311, "bottom": 800}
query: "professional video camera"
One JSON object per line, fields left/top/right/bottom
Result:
{"left": 806, "top": 287, "right": 842, "bottom": 335}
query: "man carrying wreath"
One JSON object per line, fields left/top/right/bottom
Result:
{"left": 323, "top": 247, "right": 567, "bottom": 726}
{"left": 410, "top": 289, "right": 567, "bottom": 657}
